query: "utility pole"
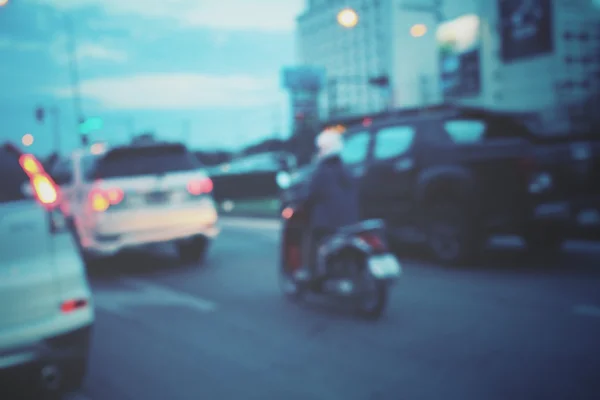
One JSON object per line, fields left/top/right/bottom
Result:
{"left": 63, "top": 16, "right": 86, "bottom": 145}
{"left": 34, "top": 105, "right": 61, "bottom": 155}
{"left": 50, "top": 107, "right": 60, "bottom": 155}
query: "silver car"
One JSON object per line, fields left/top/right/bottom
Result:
{"left": 0, "top": 143, "right": 94, "bottom": 397}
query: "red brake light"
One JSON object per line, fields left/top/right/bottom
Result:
{"left": 359, "top": 233, "right": 385, "bottom": 250}
{"left": 19, "top": 154, "right": 42, "bottom": 176}
{"left": 61, "top": 298, "right": 88, "bottom": 313}
{"left": 89, "top": 189, "right": 109, "bottom": 212}
{"left": 282, "top": 207, "right": 294, "bottom": 219}
{"left": 89, "top": 186, "right": 123, "bottom": 212}
{"left": 187, "top": 177, "right": 213, "bottom": 195}
{"left": 32, "top": 174, "right": 59, "bottom": 205}
{"left": 17, "top": 153, "right": 60, "bottom": 209}
{"left": 106, "top": 188, "right": 124, "bottom": 204}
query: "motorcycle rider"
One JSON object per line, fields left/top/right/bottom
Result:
{"left": 298, "top": 128, "right": 361, "bottom": 282}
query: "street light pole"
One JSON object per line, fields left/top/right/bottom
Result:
{"left": 49, "top": 107, "right": 60, "bottom": 155}
{"left": 63, "top": 15, "right": 84, "bottom": 140}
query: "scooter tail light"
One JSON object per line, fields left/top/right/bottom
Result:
{"left": 359, "top": 233, "right": 386, "bottom": 251}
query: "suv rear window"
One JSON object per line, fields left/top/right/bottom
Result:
{"left": 86, "top": 144, "right": 199, "bottom": 180}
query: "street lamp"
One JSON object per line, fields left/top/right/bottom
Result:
{"left": 22, "top": 133, "right": 34, "bottom": 147}
{"left": 410, "top": 23, "right": 428, "bottom": 37}
{"left": 337, "top": 8, "right": 359, "bottom": 28}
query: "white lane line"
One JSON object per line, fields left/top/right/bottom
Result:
{"left": 220, "top": 217, "right": 280, "bottom": 231}
{"left": 573, "top": 304, "right": 600, "bottom": 318}
{"left": 92, "top": 278, "right": 217, "bottom": 317}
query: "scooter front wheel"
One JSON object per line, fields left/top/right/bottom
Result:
{"left": 355, "top": 277, "right": 388, "bottom": 320}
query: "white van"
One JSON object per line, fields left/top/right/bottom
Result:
{"left": 0, "top": 143, "right": 94, "bottom": 397}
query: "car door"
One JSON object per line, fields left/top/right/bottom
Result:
{"left": 362, "top": 123, "right": 418, "bottom": 226}
{"left": 0, "top": 147, "right": 62, "bottom": 332}
{"left": 340, "top": 129, "right": 374, "bottom": 218}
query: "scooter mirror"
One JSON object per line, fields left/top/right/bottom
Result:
{"left": 276, "top": 171, "right": 291, "bottom": 189}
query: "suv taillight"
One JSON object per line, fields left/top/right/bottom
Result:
{"left": 89, "top": 186, "right": 124, "bottom": 212}
{"left": 187, "top": 177, "right": 213, "bottom": 195}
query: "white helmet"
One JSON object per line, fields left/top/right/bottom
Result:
{"left": 315, "top": 128, "right": 343, "bottom": 159}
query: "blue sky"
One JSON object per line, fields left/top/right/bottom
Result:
{"left": 0, "top": 0, "right": 305, "bottom": 155}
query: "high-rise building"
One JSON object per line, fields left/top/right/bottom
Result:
{"left": 296, "top": 0, "right": 600, "bottom": 133}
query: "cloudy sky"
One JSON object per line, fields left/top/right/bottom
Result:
{"left": 0, "top": 0, "right": 305, "bottom": 155}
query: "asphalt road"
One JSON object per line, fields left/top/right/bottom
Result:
{"left": 63, "top": 218, "right": 600, "bottom": 400}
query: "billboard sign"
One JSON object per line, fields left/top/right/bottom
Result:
{"left": 498, "top": 0, "right": 554, "bottom": 63}
{"left": 437, "top": 14, "right": 482, "bottom": 98}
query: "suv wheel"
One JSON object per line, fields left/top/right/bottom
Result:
{"left": 524, "top": 228, "right": 564, "bottom": 259}
{"left": 177, "top": 236, "right": 209, "bottom": 264}
{"left": 426, "top": 202, "right": 482, "bottom": 265}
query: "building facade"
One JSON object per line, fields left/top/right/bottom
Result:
{"left": 296, "top": 0, "right": 600, "bottom": 132}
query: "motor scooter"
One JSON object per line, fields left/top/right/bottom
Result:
{"left": 276, "top": 170, "right": 402, "bottom": 319}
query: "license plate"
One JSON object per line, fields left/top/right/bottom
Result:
{"left": 146, "top": 191, "right": 168, "bottom": 204}
{"left": 368, "top": 254, "right": 402, "bottom": 279}
{"left": 577, "top": 209, "right": 600, "bottom": 226}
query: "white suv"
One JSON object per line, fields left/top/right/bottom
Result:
{"left": 68, "top": 141, "right": 219, "bottom": 265}
{"left": 0, "top": 143, "right": 94, "bottom": 397}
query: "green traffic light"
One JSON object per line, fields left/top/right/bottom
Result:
{"left": 79, "top": 117, "right": 103, "bottom": 134}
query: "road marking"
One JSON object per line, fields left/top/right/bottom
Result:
{"left": 573, "top": 304, "right": 600, "bottom": 318}
{"left": 63, "top": 393, "right": 92, "bottom": 400}
{"left": 220, "top": 217, "right": 280, "bottom": 231}
{"left": 93, "top": 278, "right": 217, "bottom": 317}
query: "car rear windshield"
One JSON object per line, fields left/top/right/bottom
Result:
{"left": 89, "top": 144, "right": 199, "bottom": 180}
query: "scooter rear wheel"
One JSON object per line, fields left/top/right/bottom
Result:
{"left": 354, "top": 268, "right": 388, "bottom": 320}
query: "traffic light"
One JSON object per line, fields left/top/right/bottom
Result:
{"left": 35, "top": 107, "right": 45, "bottom": 123}
{"left": 78, "top": 117, "right": 103, "bottom": 134}
{"left": 368, "top": 75, "right": 390, "bottom": 87}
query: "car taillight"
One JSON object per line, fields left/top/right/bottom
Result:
{"left": 187, "top": 177, "right": 213, "bottom": 195}
{"left": 359, "top": 233, "right": 385, "bottom": 251}
{"left": 32, "top": 174, "right": 59, "bottom": 205}
{"left": 89, "top": 186, "right": 124, "bottom": 212}
{"left": 19, "top": 154, "right": 43, "bottom": 176}
{"left": 282, "top": 207, "right": 294, "bottom": 219}
{"left": 60, "top": 298, "right": 88, "bottom": 313}
{"left": 18, "top": 153, "right": 60, "bottom": 209}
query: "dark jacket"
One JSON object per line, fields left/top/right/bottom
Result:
{"left": 304, "top": 155, "right": 360, "bottom": 230}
